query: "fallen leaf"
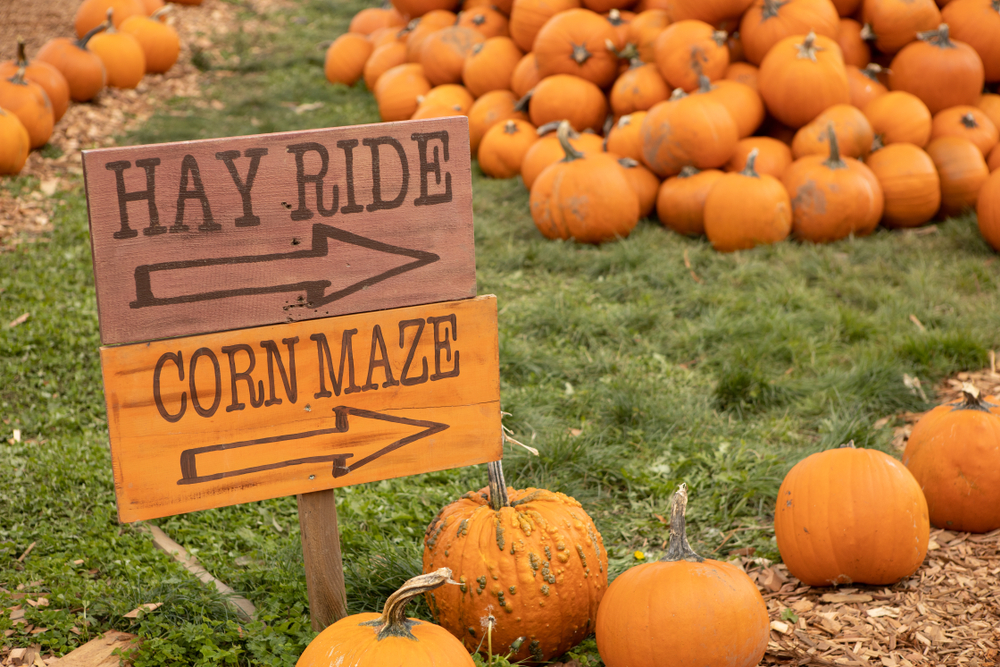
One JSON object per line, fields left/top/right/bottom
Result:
{"left": 8, "top": 312, "right": 29, "bottom": 327}
{"left": 567, "top": 428, "right": 582, "bottom": 437}
{"left": 123, "top": 602, "right": 163, "bottom": 619}
{"left": 294, "top": 102, "right": 324, "bottom": 114}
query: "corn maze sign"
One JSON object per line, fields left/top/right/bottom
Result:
{"left": 83, "top": 117, "right": 502, "bottom": 524}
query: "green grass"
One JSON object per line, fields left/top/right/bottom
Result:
{"left": 2, "top": 0, "right": 999, "bottom": 664}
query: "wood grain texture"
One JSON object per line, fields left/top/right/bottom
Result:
{"left": 101, "top": 295, "right": 501, "bottom": 522}
{"left": 50, "top": 631, "right": 140, "bottom": 667}
{"left": 297, "top": 489, "right": 347, "bottom": 630}
{"left": 82, "top": 117, "right": 476, "bottom": 346}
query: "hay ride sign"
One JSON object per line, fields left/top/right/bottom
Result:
{"left": 83, "top": 117, "right": 501, "bottom": 626}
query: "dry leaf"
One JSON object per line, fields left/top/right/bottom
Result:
{"left": 8, "top": 312, "right": 29, "bottom": 327}
{"left": 123, "top": 602, "right": 163, "bottom": 619}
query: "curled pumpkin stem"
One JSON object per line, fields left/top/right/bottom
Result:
{"left": 662, "top": 483, "right": 705, "bottom": 563}
{"left": 77, "top": 22, "right": 107, "bottom": 49}
{"left": 362, "top": 568, "right": 454, "bottom": 640}
{"left": 556, "top": 120, "right": 584, "bottom": 162}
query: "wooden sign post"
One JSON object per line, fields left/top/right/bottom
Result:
{"left": 82, "top": 117, "right": 501, "bottom": 630}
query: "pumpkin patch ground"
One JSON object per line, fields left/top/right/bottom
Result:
{"left": 2, "top": 0, "right": 1000, "bottom": 665}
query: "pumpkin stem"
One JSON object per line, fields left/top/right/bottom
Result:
{"left": 860, "top": 23, "right": 876, "bottom": 42}
{"left": 16, "top": 39, "right": 28, "bottom": 67}
{"left": 695, "top": 74, "right": 714, "bottom": 95}
{"left": 712, "top": 30, "right": 727, "bottom": 47}
{"left": 951, "top": 382, "right": 999, "bottom": 412}
{"left": 795, "top": 31, "right": 823, "bottom": 62}
{"left": 618, "top": 157, "right": 639, "bottom": 168}
{"left": 760, "top": 0, "right": 790, "bottom": 20}
{"left": 151, "top": 5, "right": 172, "bottom": 20}
{"left": 669, "top": 87, "right": 687, "bottom": 101}
{"left": 606, "top": 40, "right": 638, "bottom": 61}
{"left": 503, "top": 120, "right": 520, "bottom": 134}
{"left": 571, "top": 42, "right": 593, "bottom": 65}
{"left": 960, "top": 112, "right": 979, "bottom": 129}
{"left": 823, "top": 123, "right": 847, "bottom": 170}
{"left": 363, "top": 568, "right": 456, "bottom": 640}
{"left": 103, "top": 7, "right": 117, "bottom": 34}
{"left": 8, "top": 66, "right": 28, "bottom": 86}
{"left": 678, "top": 165, "right": 701, "bottom": 178}
{"left": 870, "top": 133, "right": 885, "bottom": 153}
{"left": 839, "top": 440, "right": 857, "bottom": 449}
{"left": 537, "top": 119, "right": 575, "bottom": 137}
{"left": 77, "top": 22, "right": 107, "bottom": 49}
{"left": 514, "top": 88, "right": 533, "bottom": 113}
{"left": 917, "top": 24, "right": 954, "bottom": 49}
{"left": 860, "top": 63, "right": 884, "bottom": 82}
{"left": 740, "top": 148, "right": 761, "bottom": 178}
{"left": 661, "top": 484, "right": 705, "bottom": 563}
{"left": 556, "top": 120, "right": 584, "bottom": 162}
{"left": 487, "top": 460, "right": 511, "bottom": 510}
{"left": 607, "top": 8, "right": 624, "bottom": 26}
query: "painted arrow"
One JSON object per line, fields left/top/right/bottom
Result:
{"left": 176, "top": 406, "right": 449, "bottom": 485}
{"left": 130, "top": 224, "right": 440, "bottom": 309}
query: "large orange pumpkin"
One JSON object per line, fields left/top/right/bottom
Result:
{"left": 0, "top": 108, "right": 30, "bottom": 175}
{"left": 988, "top": 143, "right": 1000, "bottom": 173}
{"left": 861, "top": 0, "right": 942, "bottom": 54}
{"left": 978, "top": 169, "right": 1000, "bottom": 248}
{"left": 88, "top": 11, "right": 146, "bottom": 90}
{"left": 375, "top": 63, "right": 433, "bottom": 121}
{"left": 791, "top": 104, "right": 874, "bottom": 159}
{"left": 888, "top": 24, "right": 985, "bottom": 115}
{"left": 930, "top": 106, "right": 999, "bottom": 157}
{"left": 509, "top": 0, "right": 583, "bottom": 52}
{"left": 533, "top": 8, "right": 619, "bottom": 87}
{"left": 757, "top": 32, "right": 850, "bottom": 128}
{"left": 866, "top": 143, "right": 941, "bottom": 227}
{"left": 391, "top": 0, "right": 461, "bottom": 18}
{"left": 941, "top": 0, "right": 1000, "bottom": 82}
{"left": 75, "top": 0, "right": 145, "bottom": 38}
{"left": 653, "top": 20, "right": 730, "bottom": 92}
{"left": 903, "top": 385, "right": 1000, "bottom": 532}
{"left": 739, "top": 0, "right": 841, "bottom": 65}
{"left": 863, "top": 91, "right": 932, "bottom": 147}
{"left": 521, "top": 124, "right": 604, "bottom": 188}
{"left": 657, "top": 166, "right": 725, "bottom": 235}
{"left": 609, "top": 60, "right": 669, "bottom": 117}
{"left": 421, "top": 26, "right": 484, "bottom": 86}
{"left": 628, "top": 8, "right": 671, "bottom": 63}
{"left": 595, "top": 485, "right": 770, "bottom": 667}
{"left": 725, "top": 61, "right": 759, "bottom": 90}
{"left": 699, "top": 77, "right": 764, "bottom": 138}
{"left": 926, "top": 135, "right": 990, "bottom": 215}
{"left": 325, "top": 33, "right": 374, "bottom": 86}
{"left": 703, "top": 148, "right": 792, "bottom": 251}
{"left": 527, "top": 74, "right": 607, "bottom": 133}
{"left": 0, "top": 41, "right": 70, "bottom": 123}
{"left": 350, "top": 7, "right": 407, "bottom": 35}
{"left": 640, "top": 88, "right": 739, "bottom": 177}
{"left": 775, "top": 441, "right": 929, "bottom": 586}
{"left": 980, "top": 93, "right": 1000, "bottom": 135}
{"left": 457, "top": 6, "right": 510, "bottom": 38}
{"left": 406, "top": 11, "right": 459, "bottom": 63}
{"left": 462, "top": 37, "right": 523, "bottom": 97}
{"left": 423, "top": 461, "right": 608, "bottom": 661}
{"left": 667, "top": 0, "right": 755, "bottom": 24}
{"left": 35, "top": 27, "right": 107, "bottom": 102}
{"left": 0, "top": 68, "right": 54, "bottom": 149}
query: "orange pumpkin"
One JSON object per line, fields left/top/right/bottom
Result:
{"left": 35, "top": 27, "right": 107, "bottom": 102}
{"left": 140, "top": 0, "right": 164, "bottom": 14}
{"left": 391, "top": 0, "right": 461, "bottom": 18}
{"left": 603, "top": 8, "right": 634, "bottom": 50}
{"left": 468, "top": 89, "right": 529, "bottom": 154}
{"left": 510, "top": 52, "right": 542, "bottom": 97}
{"left": 699, "top": 77, "right": 764, "bottom": 138}
{"left": 758, "top": 32, "right": 850, "bottom": 129}
{"left": 368, "top": 27, "right": 404, "bottom": 49}
{"left": 832, "top": 0, "right": 862, "bottom": 15}
{"left": 640, "top": 88, "right": 739, "bottom": 176}
{"left": 618, "top": 158, "right": 661, "bottom": 218}
{"left": 739, "top": 0, "right": 840, "bottom": 65}
{"left": 724, "top": 61, "right": 758, "bottom": 90}
{"left": 457, "top": 6, "right": 510, "bottom": 38}
{"left": 120, "top": 7, "right": 180, "bottom": 75}
{"left": 653, "top": 20, "right": 729, "bottom": 92}
{"left": 0, "top": 41, "right": 70, "bottom": 123}
{"left": 863, "top": 91, "right": 932, "bottom": 147}
{"left": 930, "top": 106, "right": 999, "bottom": 157}
{"left": 903, "top": 385, "right": 1000, "bottom": 532}
{"left": 775, "top": 441, "right": 929, "bottom": 586}
{"left": 926, "top": 135, "right": 990, "bottom": 215}
{"left": 978, "top": 169, "right": 1000, "bottom": 247}
{"left": 0, "top": 108, "right": 30, "bottom": 175}
{"left": 791, "top": 104, "right": 874, "bottom": 159}
{"left": 420, "top": 26, "right": 484, "bottom": 86}
{"left": 866, "top": 143, "right": 941, "bottom": 227}
{"left": 667, "top": 0, "right": 756, "bottom": 24}
{"left": 365, "top": 42, "right": 409, "bottom": 90}
{"left": 405, "top": 11, "right": 459, "bottom": 63}
{"left": 628, "top": 9, "right": 672, "bottom": 63}
{"left": 509, "top": 0, "right": 583, "bottom": 52}
{"left": 88, "top": 12, "right": 146, "bottom": 90}
{"left": 979, "top": 94, "right": 1000, "bottom": 134}
{"left": 375, "top": 63, "right": 433, "bottom": 121}
{"left": 350, "top": 8, "right": 407, "bottom": 35}
{"left": 989, "top": 143, "right": 1000, "bottom": 172}
{"left": 478, "top": 118, "right": 537, "bottom": 177}
{"left": 596, "top": 485, "right": 770, "bottom": 667}
{"left": 725, "top": 136, "right": 792, "bottom": 176}
{"left": 888, "top": 24, "right": 985, "bottom": 115}
{"left": 610, "top": 60, "right": 669, "bottom": 117}
{"left": 521, "top": 124, "right": 605, "bottom": 188}
{"left": 0, "top": 68, "right": 54, "bottom": 149}
{"left": 411, "top": 102, "right": 463, "bottom": 119}
{"left": 846, "top": 63, "right": 887, "bottom": 110}
{"left": 861, "top": 0, "right": 942, "bottom": 54}
{"left": 836, "top": 18, "right": 870, "bottom": 67}
{"left": 657, "top": 166, "right": 725, "bottom": 234}
{"left": 534, "top": 8, "right": 620, "bottom": 87}
{"left": 418, "top": 84, "right": 474, "bottom": 113}
{"left": 605, "top": 111, "right": 647, "bottom": 161}
{"left": 75, "top": 0, "right": 145, "bottom": 38}
{"left": 527, "top": 74, "right": 608, "bottom": 133}
{"left": 325, "top": 33, "right": 374, "bottom": 86}
{"left": 942, "top": 0, "right": 1000, "bottom": 82}
{"left": 462, "top": 37, "right": 522, "bottom": 98}
{"left": 704, "top": 148, "right": 792, "bottom": 251}
{"left": 530, "top": 121, "right": 640, "bottom": 243}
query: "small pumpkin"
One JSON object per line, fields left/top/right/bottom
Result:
{"left": 989, "top": 143, "right": 1000, "bottom": 172}
{"left": 739, "top": 0, "right": 841, "bottom": 65}
{"left": 0, "top": 41, "right": 70, "bottom": 123}
{"left": 941, "top": 0, "right": 1000, "bottom": 83}
{"left": 420, "top": 26, "right": 485, "bottom": 86}
{"left": 595, "top": 485, "right": 770, "bottom": 667}
{"left": 640, "top": 87, "right": 739, "bottom": 177}
{"left": 462, "top": 37, "right": 523, "bottom": 98}
{"left": 791, "top": 104, "right": 874, "bottom": 159}
{"left": 979, "top": 93, "right": 1000, "bottom": 135}
{"left": 627, "top": 9, "right": 672, "bottom": 63}
{"left": 757, "top": 31, "right": 850, "bottom": 129}
{"left": 724, "top": 61, "right": 758, "bottom": 90}
{"left": 457, "top": 6, "right": 510, "bottom": 38}
{"left": 836, "top": 18, "right": 870, "bottom": 67}
{"left": 350, "top": 7, "right": 408, "bottom": 35}
{"left": 846, "top": 63, "right": 887, "bottom": 110}
{"left": 533, "top": 8, "right": 620, "bottom": 88}
{"left": 0, "top": 68, "right": 54, "bottom": 149}
{"left": 405, "top": 11, "right": 459, "bottom": 63}
{"left": 657, "top": 166, "right": 725, "bottom": 235}
{"left": 926, "top": 135, "right": 990, "bottom": 215}
{"left": 75, "top": 0, "right": 145, "bottom": 38}
{"left": 929, "top": 106, "right": 999, "bottom": 157}
{"left": 775, "top": 441, "right": 929, "bottom": 587}
{"left": 368, "top": 27, "right": 404, "bottom": 49}
{"left": 527, "top": 74, "right": 608, "bottom": 133}
{"left": 509, "top": 0, "right": 583, "bottom": 52}
{"left": 418, "top": 84, "right": 475, "bottom": 114}
{"left": 865, "top": 143, "right": 942, "bottom": 227}
{"left": 0, "top": 108, "right": 30, "bottom": 175}
{"left": 609, "top": 59, "right": 670, "bottom": 117}
{"left": 468, "top": 89, "right": 529, "bottom": 154}
{"left": 903, "top": 384, "right": 1000, "bottom": 532}
{"left": 375, "top": 63, "right": 433, "bottom": 121}
{"left": 391, "top": 0, "right": 461, "bottom": 18}
{"left": 704, "top": 148, "right": 792, "bottom": 251}
{"left": 863, "top": 91, "right": 932, "bottom": 147}
{"left": 888, "top": 24, "right": 985, "bottom": 115}
{"left": 603, "top": 8, "right": 634, "bottom": 51}
{"left": 653, "top": 20, "right": 730, "bottom": 92}
{"left": 88, "top": 10, "right": 146, "bottom": 89}
{"left": 521, "top": 122, "right": 605, "bottom": 189}
{"left": 783, "top": 124, "right": 883, "bottom": 242}
{"left": 605, "top": 111, "right": 647, "bottom": 162}
{"left": 618, "top": 157, "right": 660, "bottom": 218}
{"left": 478, "top": 118, "right": 538, "bottom": 178}
{"left": 325, "top": 33, "right": 374, "bottom": 86}
{"left": 861, "top": 0, "right": 942, "bottom": 54}
{"left": 699, "top": 76, "right": 764, "bottom": 138}
{"left": 667, "top": 0, "right": 756, "bottom": 24}
{"left": 978, "top": 169, "right": 1000, "bottom": 247}
{"left": 725, "top": 136, "right": 792, "bottom": 176}
{"left": 120, "top": 6, "right": 180, "bottom": 75}
{"left": 35, "top": 26, "right": 108, "bottom": 102}
{"left": 510, "top": 52, "right": 542, "bottom": 98}
{"left": 365, "top": 42, "right": 409, "bottom": 90}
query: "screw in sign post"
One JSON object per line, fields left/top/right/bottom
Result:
{"left": 82, "top": 117, "right": 502, "bottom": 629}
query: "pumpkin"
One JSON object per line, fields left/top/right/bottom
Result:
{"left": 783, "top": 124, "right": 883, "bottom": 241}
{"left": 758, "top": 32, "right": 850, "bottom": 129}
{"left": 618, "top": 158, "right": 660, "bottom": 218}
{"left": 628, "top": 9, "right": 672, "bottom": 63}
{"left": 418, "top": 84, "right": 475, "bottom": 114}
{"left": 423, "top": 461, "right": 608, "bottom": 660}
{"left": 411, "top": 102, "right": 463, "bottom": 119}
{"left": 863, "top": 91, "right": 932, "bottom": 147}
{"left": 478, "top": 118, "right": 538, "bottom": 178}
{"left": 88, "top": 11, "right": 146, "bottom": 90}
{"left": 35, "top": 26, "right": 107, "bottom": 102}
{"left": 530, "top": 121, "right": 640, "bottom": 242}
{"left": 888, "top": 24, "right": 985, "bottom": 115}
{"left": 667, "top": 0, "right": 755, "bottom": 24}
{"left": 726, "top": 30, "right": 746, "bottom": 62}
{"left": 725, "top": 136, "right": 792, "bottom": 176}
{"left": 980, "top": 94, "right": 1000, "bottom": 135}
{"left": 739, "top": 0, "right": 841, "bottom": 66}
{"left": 724, "top": 61, "right": 758, "bottom": 90}
{"left": 0, "top": 68, "right": 54, "bottom": 149}
{"left": 989, "top": 143, "right": 1000, "bottom": 172}
{"left": 510, "top": 52, "right": 542, "bottom": 97}
{"left": 861, "top": 0, "right": 942, "bottom": 54}
{"left": 603, "top": 8, "right": 634, "bottom": 50}
{"left": 325, "top": 33, "right": 374, "bottom": 86}
{"left": 368, "top": 27, "right": 404, "bottom": 49}
{"left": 350, "top": 7, "right": 408, "bottom": 35}
{"left": 375, "top": 63, "right": 433, "bottom": 121}
{"left": 365, "top": 42, "right": 409, "bottom": 90}
{"left": 457, "top": 6, "right": 510, "bottom": 38}
{"left": 0, "top": 41, "right": 70, "bottom": 123}
{"left": 942, "top": 0, "right": 1000, "bottom": 82}
{"left": 527, "top": 74, "right": 608, "bottom": 133}
{"left": 657, "top": 166, "right": 725, "bottom": 234}
{"left": 978, "top": 169, "right": 1000, "bottom": 247}
{"left": 297, "top": 569, "right": 474, "bottom": 667}
{"left": 462, "top": 37, "right": 522, "bottom": 98}
{"left": 406, "top": 11, "right": 459, "bottom": 63}
{"left": 595, "top": 485, "right": 770, "bottom": 667}
{"left": 610, "top": 59, "right": 670, "bottom": 117}
{"left": 509, "top": 0, "right": 583, "bottom": 52}
{"left": 865, "top": 143, "right": 941, "bottom": 227}
{"left": 653, "top": 20, "right": 730, "bottom": 92}
{"left": 704, "top": 148, "right": 792, "bottom": 251}
{"left": 792, "top": 104, "right": 874, "bottom": 159}
{"left": 120, "top": 7, "right": 180, "bottom": 75}
{"left": 846, "top": 63, "right": 887, "bottom": 109}
{"left": 584, "top": 0, "right": 636, "bottom": 12}
{"left": 902, "top": 385, "right": 1000, "bottom": 532}
{"left": 534, "top": 8, "right": 619, "bottom": 87}
{"left": 699, "top": 77, "right": 764, "bottom": 138}
{"left": 466, "top": 0, "right": 513, "bottom": 10}
{"left": 836, "top": 18, "right": 870, "bottom": 67}
{"left": 775, "top": 441, "right": 929, "bottom": 586}
{"left": 75, "top": 0, "right": 145, "bottom": 38}
{"left": 140, "top": 0, "right": 164, "bottom": 14}
{"left": 0, "top": 108, "right": 30, "bottom": 176}
{"left": 521, "top": 123, "right": 605, "bottom": 188}
{"left": 926, "top": 135, "right": 990, "bottom": 215}
{"left": 420, "top": 26, "right": 484, "bottom": 86}
{"left": 640, "top": 88, "right": 739, "bottom": 176}
{"left": 930, "top": 106, "right": 999, "bottom": 157}
{"left": 605, "top": 111, "right": 647, "bottom": 161}
{"left": 468, "top": 89, "right": 529, "bottom": 154}
{"left": 832, "top": 0, "right": 863, "bottom": 15}
{"left": 391, "top": 0, "right": 461, "bottom": 18}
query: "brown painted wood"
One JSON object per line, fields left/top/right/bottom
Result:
{"left": 297, "top": 489, "right": 347, "bottom": 630}
{"left": 100, "top": 295, "right": 501, "bottom": 522}
{"left": 82, "top": 117, "right": 476, "bottom": 346}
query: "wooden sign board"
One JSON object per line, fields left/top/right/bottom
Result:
{"left": 101, "top": 295, "right": 501, "bottom": 522}
{"left": 82, "top": 117, "right": 476, "bottom": 346}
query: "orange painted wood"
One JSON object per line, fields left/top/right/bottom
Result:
{"left": 82, "top": 117, "right": 476, "bottom": 346}
{"left": 100, "top": 295, "right": 501, "bottom": 522}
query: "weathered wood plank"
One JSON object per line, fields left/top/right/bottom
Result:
{"left": 49, "top": 631, "right": 140, "bottom": 667}
{"left": 82, "top": 117, "right": 476, "bottom": 346}
{"left": 297, "top": 489, "right": 347, "bottom": 630}
{"left": 100, "top": 295, "right": 501, "bottom": 522}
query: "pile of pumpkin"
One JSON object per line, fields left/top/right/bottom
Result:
{"left": 0, "top": 0, "right": 195, "bottom": 177}
{"left": 325, "top": 0, "right": 1000, "bottom": 252}
{"left": 295, "top": 384, "right": 1000, "bottom": 666}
